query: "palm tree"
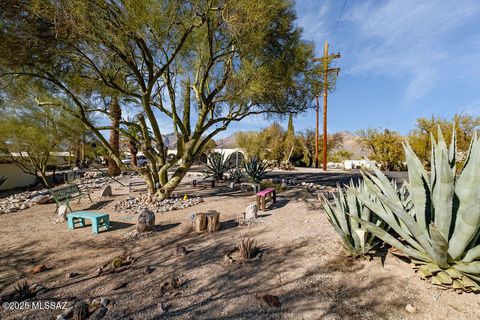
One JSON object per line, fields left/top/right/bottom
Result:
{"left": 108, "top": 97, "right": 121, "bottom": 176}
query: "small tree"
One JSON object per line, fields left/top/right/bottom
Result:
{"left": 357, "top": 128, "right": 404, "bottom": 171}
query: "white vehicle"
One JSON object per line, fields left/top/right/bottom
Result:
{"left": 121, "top": 155, "right": 149, "bottom": 167}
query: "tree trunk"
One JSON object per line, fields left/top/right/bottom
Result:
{"left": 129, "top": 139, "right": 138, "bottom": 167}
{"left": 108, "top": 98, "right": 121, "bottom": 177}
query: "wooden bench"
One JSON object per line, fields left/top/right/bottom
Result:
{"left": 241, "top": 182, "right": 261, "bottom": 194}
{"left": 256, "top": 188, "right": 276, "bottom": 211}
{"left": 67, "top": 211, "right": 110, "bottom": 234}
{"left": 49, "top": 184, "right": 92, "bottom": 213}
{"left": 193, "top": 179, "right": 215, "bottom": 188}
{"left": 128, "top": 180, "right": 147, "bottom": 192}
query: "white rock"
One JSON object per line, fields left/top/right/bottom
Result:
{"left": 100, "top": 185, "right": 113, "bottom": 197}
{"left": 32, "top": 195, "right": 50, "bottom": 205}
{"left": 245, "top": 203, "right": 258, "bottom": 220}
{"left": 57, "top": 205, "right": 69, "bottom": 221}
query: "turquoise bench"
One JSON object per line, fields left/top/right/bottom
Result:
{"left": 67, "top": 211, "right": 110, "bottom": 234}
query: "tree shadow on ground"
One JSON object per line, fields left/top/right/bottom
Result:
{"left": 83, "top": 200, "right": 113, "bottom": 211}
{"left": 90, "top": 231, "right": 416, "bottom": 319}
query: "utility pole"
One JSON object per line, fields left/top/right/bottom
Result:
{"left": 313, "top": 41, "right": 340, "bottom": 170}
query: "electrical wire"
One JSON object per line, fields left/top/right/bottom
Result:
{"left": 332, "top": 0, "right": 348, "bottom": 37}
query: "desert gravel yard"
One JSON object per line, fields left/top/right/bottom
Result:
{"left": 1, "top": 176, "right": 479, "bottom": 319}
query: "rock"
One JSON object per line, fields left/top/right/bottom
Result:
{"left": 99, "top": 185, "right": 113, "bottom": 197}
{"left": 143, "top": 266, "right": 155, "bottom": 274}
{"left": 62, "top": 306, "right": 74, "bottom": 317}
{"left": 72, "top": 301, "right": 89, "bottom": 320}
{"left": 57, "top": 205, "right": 69, "bottom": 221}
{"left": 245, "top": 203, "right": 258, "bottom": 220}
{"left": 176, "top": 246, "right": 187, "bottom": 256}
{"left": 405, "top": 304, "right": 416, "bottom": 313}
{"left": 136, "top": 209, "right": 155, "bottom": 232}
{"left": 90, "top": 306, "right": 108, "bottom": 320}
{"left": 32, "top": 195, "right": 50, "bottom": 205}
{"left": 65, "top": 272, "right": 79, "bottom": 279}
{"left": 31, "top": 264, "right": 47, "bottom": 274}
{"left": 100, "top": 298, "right": 109, "bottom": 308}
{"left": 157, "top": 302, "right": 165, "bottom": 314}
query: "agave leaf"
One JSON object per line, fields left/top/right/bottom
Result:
{"left": 354, "top": 229, "right": 367, "bottom": 253}
{"left": 452, "top": 279, "right": 464, "bottom": 290}
{"left": 460, "top": 275, "right": 480, "bottom": 289}
{"left": 332, "top": 193, "right": 350, "bottom": 235}
{"left": 431, "top": 130, "right": 455, "bottom": 241}
{"left": 429, "top": 223, "right": 449, "bottom": 268}
{"left": 352, "top": 216, "right": 431, "bottom": 262}
{"left": 354, "top": 190, "right": 426, "bottom": 253}
{"left": 375, "top": 191, "right": 434, "bottom": 257}
{"left": 452, "top": 261, "right": 480, "bottom": 275}
{"left": 448, "top": 124, "right": 457, "bottom": 172}
{"left": 346, "top": 188, "right": 361, "bottom": 249}
{"left": 425, "top": 262, "right": 442, "bottom": 274}
{"left": 448, "top": 133, "right": 480, "bottom": 260}
{"left": 445, "top": 268, "right": 463, "bottom": 279}
{"left": 363, "top": 168, "right": 403, "bottom": 208}
{"left": 403, "top": 142, "right": 431, "bottom": 232}
{"left": 431, "top": 275, "right": 443, "bottom": 285}
{"left": 436, "top": 271, "right": 453, "bottom": 285}
{"left": 463, "top": 243, "right": 480, "bottom": 263}
{"left": 418, "top": 265, "right": 432, "bottom": 278}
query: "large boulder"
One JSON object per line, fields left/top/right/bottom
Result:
{"left": 137, "top": 209, "right": 155, "bottom": 232}
{"left": 245, "top": 203, "right": 258, "bottom": 220}
{"left": 32, "top": 195, "right": 50, "bottom": 205}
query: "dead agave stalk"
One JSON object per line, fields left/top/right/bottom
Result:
{"left": 14, "top": 280, "right": 34, "bottom": 299}
{"left": 239, "top": 237, "right": 257, "bottom": 260}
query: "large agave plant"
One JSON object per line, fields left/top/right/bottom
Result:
{"left": 353, "top": 128, "right": 480, "bottom": 293}
{"left": 244, "top": 157, "right": 268, "bottom": 183}
{"left": 204, "top": 153, "right": 232, "bottom": 180}
{"left": 322, "top": 181, "right": 386, "bottom": 257}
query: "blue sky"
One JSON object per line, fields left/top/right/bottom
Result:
{"left": 217, "top": 0, "right": 480, "bottom": 138}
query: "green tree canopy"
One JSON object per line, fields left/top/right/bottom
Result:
{"left": 0, "top": 0, "right": 321, "bottom": 198}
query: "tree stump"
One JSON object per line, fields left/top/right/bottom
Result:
{"left": 194, "top": 212, "right": 207, "bottom": 232}
{"left": 206, "top": 211, "right": 220, "bottom": 233}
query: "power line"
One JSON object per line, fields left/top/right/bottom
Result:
{"left": 332, "top": 0, "right": 348, "bottom": 37}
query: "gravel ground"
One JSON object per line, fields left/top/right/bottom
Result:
{"left": 0, "top": 172, "right": 479, "bottom": 320}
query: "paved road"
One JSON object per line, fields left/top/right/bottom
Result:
{"left": 266, "top": 168, "right": 408, "bottom": 187}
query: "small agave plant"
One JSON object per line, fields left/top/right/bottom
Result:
{"left": 353, "top": 128, "right": 480, "bottom": 293}
{"left": 244, "top": 157, "right": 268, "bottom": 183}
{"left": 322, "top": 181, "right": 388, "bottom": 257}
{"left": 204, "top": 153, "right": 232, "bottom": 181}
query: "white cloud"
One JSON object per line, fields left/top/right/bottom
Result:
{"left": 342, "top": 0, "right": 480, "bottom": 103}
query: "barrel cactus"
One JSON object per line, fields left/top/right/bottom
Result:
{"left": 353, "top": 128, "right": 480, "bottom": 293}
{"left": 321, "top": 181, "right": 388, "bottom": 257}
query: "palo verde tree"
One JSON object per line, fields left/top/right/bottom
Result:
{"left": 0, "top": 0, "right": 320, "bottom": 198}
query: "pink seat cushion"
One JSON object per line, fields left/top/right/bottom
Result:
{"left": 257, "top": 188, "right": 275, "bottom": 196}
